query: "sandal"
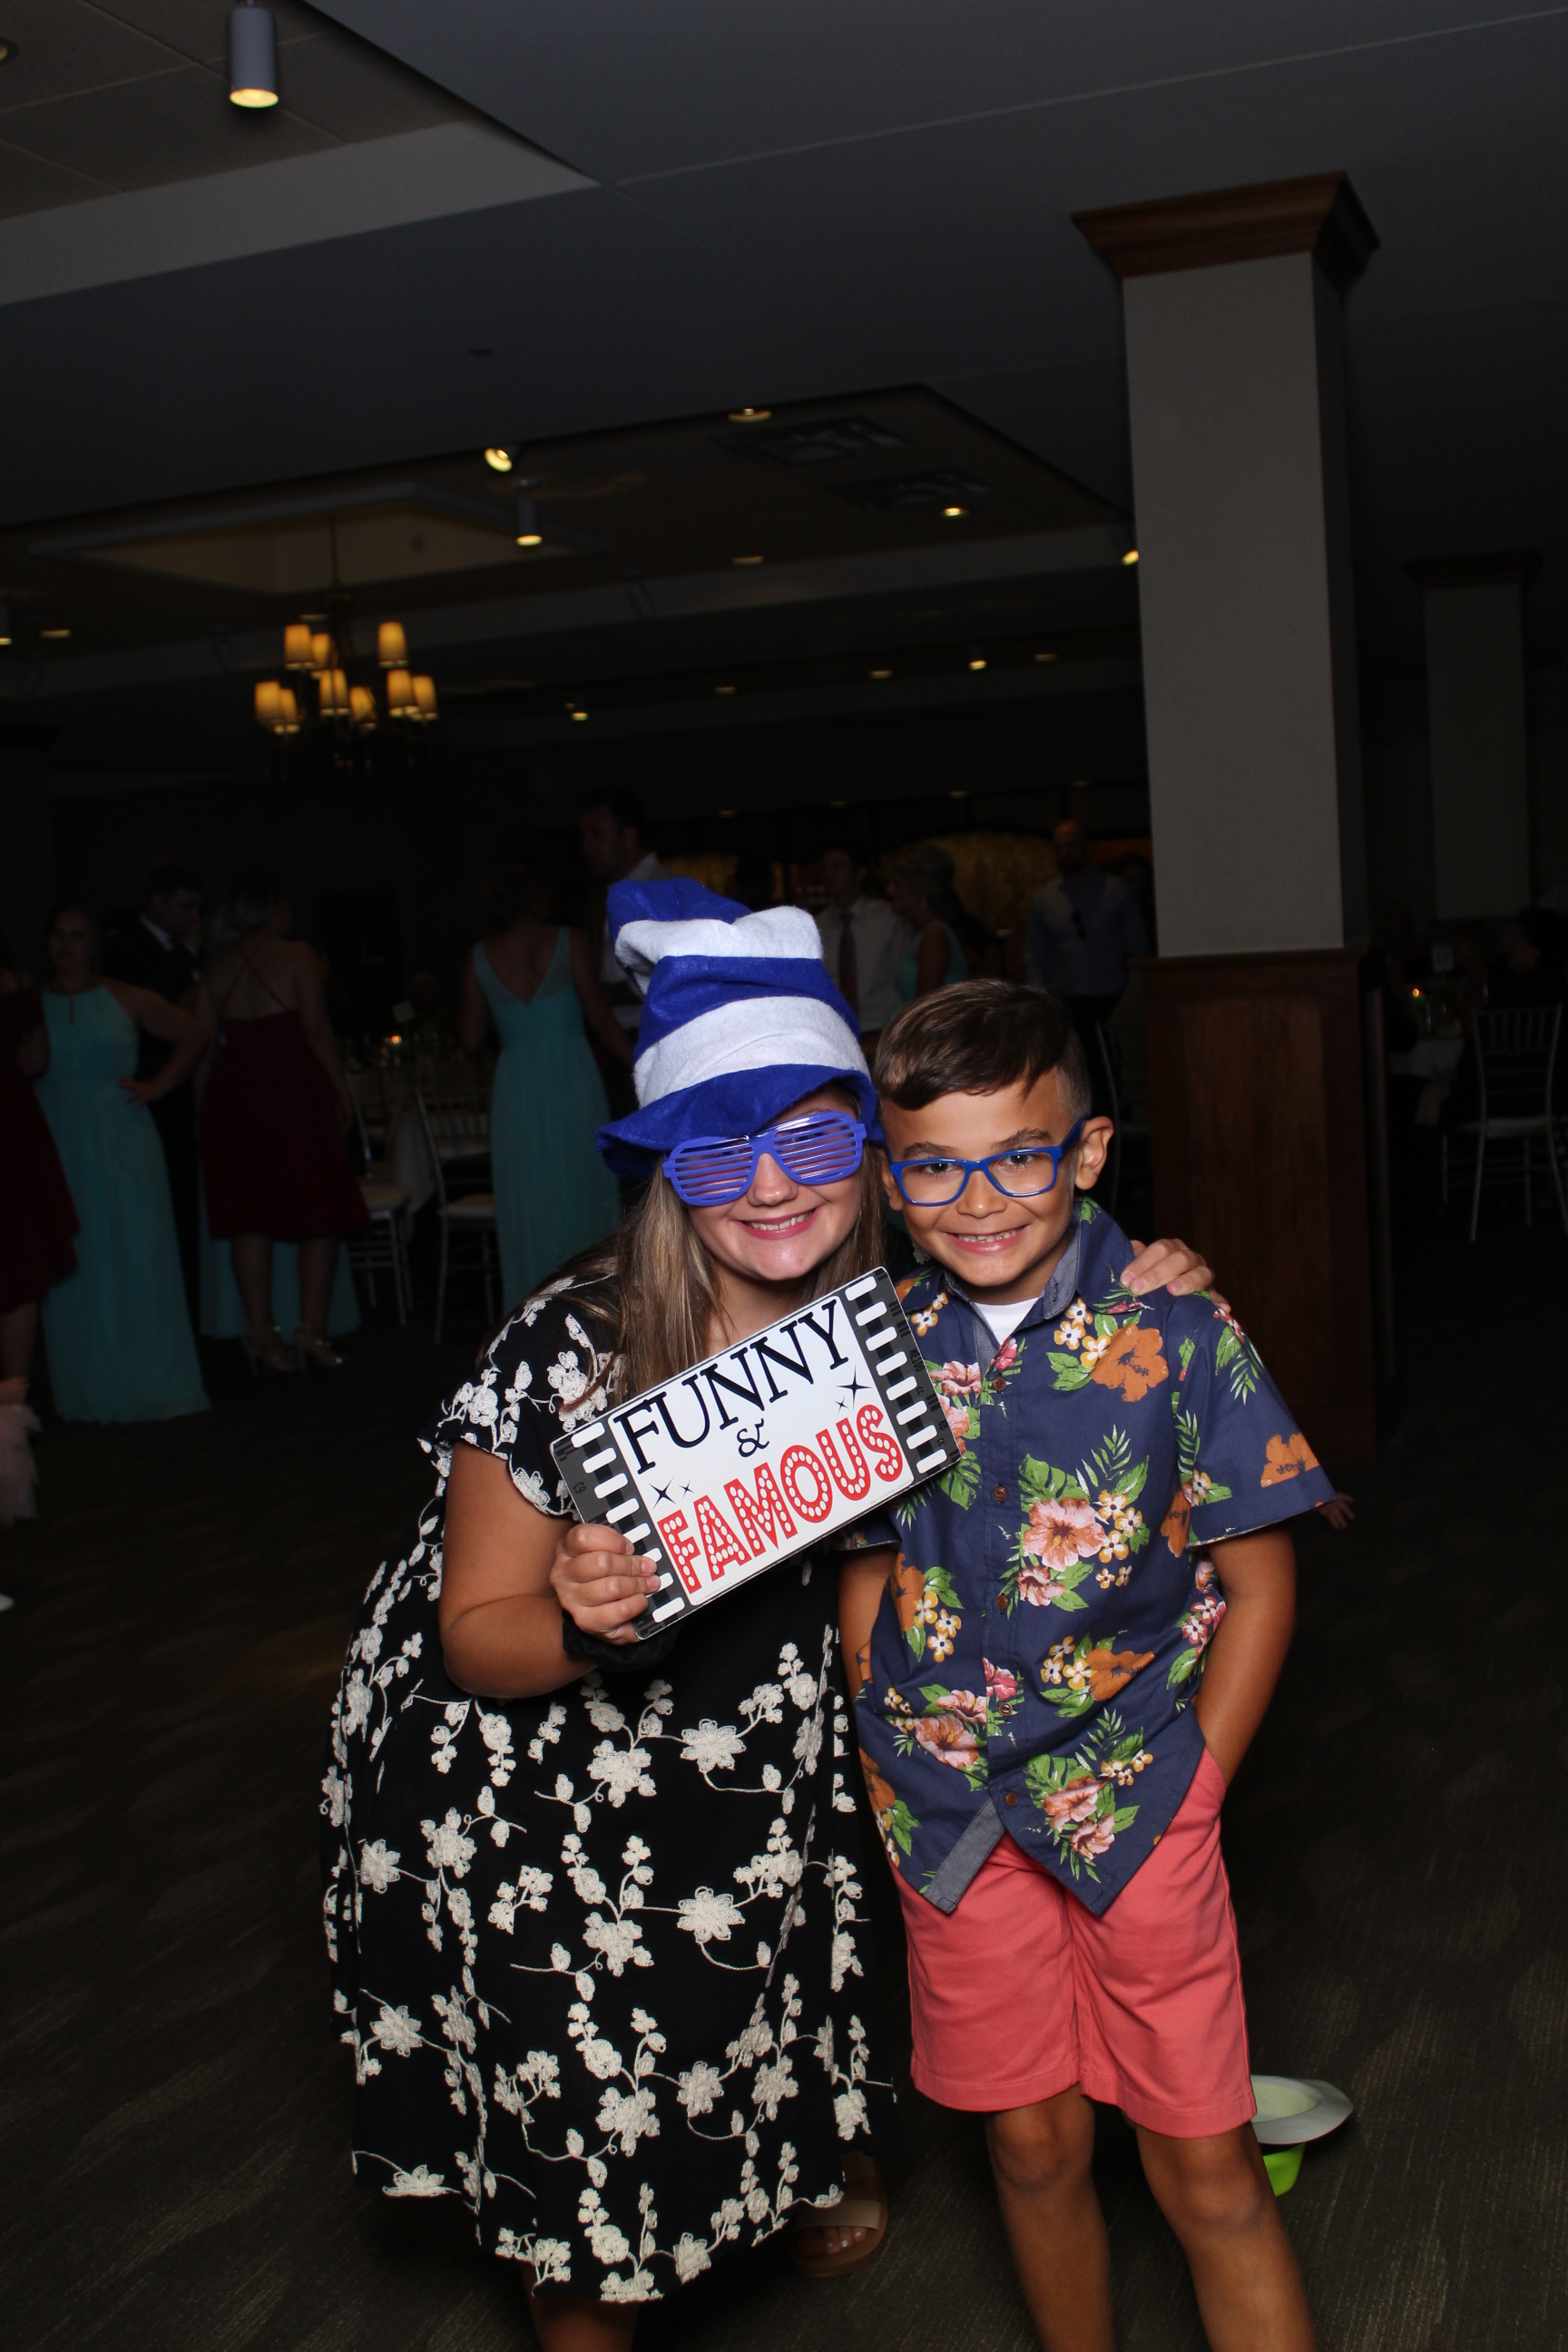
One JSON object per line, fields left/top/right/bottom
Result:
{"left": 295, "top": 1327, "right": 346, "bottom": 1371}
{"left": 241, "top": 1325, "right": 300, "bottom": 1376}
{"left": 789, "top": 2150, "right": 888, "bottom": 2278}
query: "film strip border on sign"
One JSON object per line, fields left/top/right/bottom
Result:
{"left": 552, "top": 1266, "right": 961, "bottom": 1642}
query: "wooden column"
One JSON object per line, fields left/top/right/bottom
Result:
{"left": 1076, "top": 178, "right": 1385, "bottom": 1461}
{"left": 1142, "top": 951, "right": 1379, "bottom": 1462}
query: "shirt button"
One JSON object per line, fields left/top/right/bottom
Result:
{"left": 993, "top": 1485, "right": 1007, "bottom": 1503}
{"left": 1004, "top": 1790, "right": 1018, "bottom": 1808}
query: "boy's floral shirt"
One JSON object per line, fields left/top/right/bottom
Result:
{"left": 852, "top": 1198, "right": 1334, "bottom": 1917}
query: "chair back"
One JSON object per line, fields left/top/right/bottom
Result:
{"left": 1473, "top": 1004, "right": 1561, "bottom": 1122}
{"left": 416, "top": 1088, "right": 492, "bottom": 1212}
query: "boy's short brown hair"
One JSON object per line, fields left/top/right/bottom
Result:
{"left": 874, "top": 979, "right": 1092, "bottom": 1122}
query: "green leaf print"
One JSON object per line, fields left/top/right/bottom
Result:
{"left": 1047, "top": 1353, "right": 1094, "bottom": 1392}
{"left": 906, "top": 1622, "right": 925, "bottom": 1663}
{"left": 887, "top": 1799, "right": 917, "bottom": 1857}
{"left": 1167, "top": 1646, "right": 1201, "bottom": 1687}
{"left": 939, "top": 1450, "right": 981, "bottom": 1510}
{"left": 1177, "top": 1335, "right": 1196, "bottom": 1379}
{"left": 1112, "top": 1804, "right": 1139, "bottom": 1833}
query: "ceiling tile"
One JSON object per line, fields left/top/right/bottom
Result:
{"left": 2, "top": 62, "right": 338, "bottom": 189}
{"left": 85, "top": 0, "right": 323, "bottom": 71}
{"left": 275, "top": 31, "right": 466, "bottom": 142}
{"left": 0, "top": 132, "right": 113, "bottom": 218}
{"left": 0, "top": 0, "right": 176, "bottom": 109}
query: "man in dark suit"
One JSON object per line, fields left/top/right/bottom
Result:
{"left": 104, "top": 861, "right": 203, "bottom": 1306}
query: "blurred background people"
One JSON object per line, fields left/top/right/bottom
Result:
{"left": 0, "top": 961, "right": 79, "bottom": 1528}
{"left": 816, "top": 838, "right": 912, "bottom": 1053}
{"left": 104, "top": 859, "right": 203, "bottom": 1309}
{"left": 729, "top": 850, "right": 779, "bottom": 912}
{"left": 34, "top": 908, "right": 208, "bottom": 1424}
{"left": 196, "top": 875, "right": 367, "bottom": 1375}
{"left": 579, "top": 791, "right": 668, "bottom": 1120}
{"left": 458, "top": 842, "right": 629, "bottom": 1309}
{"left": 886, "top": 843, "right": 970, "bottom": 1001}
{"left": 1025, "top": 816, "right": 1149, "bottom": 1026}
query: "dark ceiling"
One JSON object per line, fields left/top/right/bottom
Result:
{"left": 0, "top": 0, "right": 1563, "bottom": 750}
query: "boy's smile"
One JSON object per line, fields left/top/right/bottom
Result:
{"left": 880, "top": 1070, "right": 1113, "bottom": 1305}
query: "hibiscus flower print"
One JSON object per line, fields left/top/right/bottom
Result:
{"left": 906, "top": 1686, "right": 987, "bottom": 1779}
{"left": 1261, "top": 1431, "right": 1319, "bottom": 1486}
{"left": 1019, "top": 1494, "right": 1104, "bottom": 1573}
{"left": 1088, "top": 1324, "right": 1169, "bottom": 1402}
{"left": 936, "top": 1361, "right": 983, "bottom": 1403}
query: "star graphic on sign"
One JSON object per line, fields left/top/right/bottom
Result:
{"left": 837, "top": 1373, "right": 867, "bottom": 1409}
{"left": 678, "top": 1483, "right": 693, "bottom": 1500}
{"left": 652, "top": 1482, "right": 673, "bottom": 1507}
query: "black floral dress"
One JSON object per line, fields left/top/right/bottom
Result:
{"left": 321, "top": 1278, "right": 894, "bottom": 2302}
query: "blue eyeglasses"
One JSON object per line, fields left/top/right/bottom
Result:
{"left": 663, "top": 1111, "right": 867, "bottom": 1207}
{"left": 887, "top": 1120, "right": 1085, "bottom": 1208}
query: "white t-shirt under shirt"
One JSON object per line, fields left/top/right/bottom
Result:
{"left": 972, "top": 1294, "right": 1036, "bottom": 1350}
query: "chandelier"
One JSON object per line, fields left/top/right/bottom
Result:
{"left": 252, "top": 601, "right": 438, "bottom": 740}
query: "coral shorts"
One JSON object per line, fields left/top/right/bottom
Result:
{"left": 895, "top": 1747, "right": 1256, "bottom": 2138}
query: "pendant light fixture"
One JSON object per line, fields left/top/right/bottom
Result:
{"left": 254, "top": 600, "right": 438, "bottom": 750}
{"left": 228, "top": 3, "right": 279, "bottom": 108}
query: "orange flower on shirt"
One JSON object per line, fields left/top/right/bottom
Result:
{"left": 1089, "top": 1324, "right": 1169, "bottom": 1402}
{"left": 892, "top": 1553, "right": 926, "bottom": 1635}
{"left": 1160, "top": 1489, "right": 1191, "bottom": 1556}
{"left": 1260, "top": 1432, "right": 1319, "bottom": 1486}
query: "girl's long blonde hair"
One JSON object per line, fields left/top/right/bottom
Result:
{"left": 548, "top": 1092, "right": 887, "bottom": 1398}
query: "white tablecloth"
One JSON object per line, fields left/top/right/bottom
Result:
{"left": 1388, "top": 1037, "right": 1465, "bottom": 1080}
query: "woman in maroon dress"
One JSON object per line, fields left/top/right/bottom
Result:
{"left": 195, "top": 876, "right": 367, "bottom": 1374}
{"left": 0, "top": 965, "right": 78, "bottom": 1377}
{"left": 0, "top": 964, "right": 78, "bottom": 1535}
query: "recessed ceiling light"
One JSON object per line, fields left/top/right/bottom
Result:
{"left": 1122, "top": 547, "right": 1140, "bottom": 566}
{"left": 570, "top": 710, "right": 588, "bottom": 722}
{"left": 728, "top": 407, "right": 771, "bottom": 423}
{"left": 869, "top": 668, "right": 892, "bottom": 680}
{"left": 516, "top": 533, "right": 543, "bottom": 547}
{"left": 714, "top": 684, "right": 737, "bottom": 696}
{"left": 732, "top": 554, "right": 765, "bottom": 566}
{"left": 0, "top": 37, "right": 19, "bottom": 64}
{"left": 942, "top": 505, "right": 967, "bottom": 519}
{"left": 1034, "top": 651, "right": 1058, "bottom": 663}
{"left": 40, "top": 625, "right": 70, "bottom": 639}
{"left": 968, "top": 657, "right": 986, "bottom": 672}
{"left": 484, "top": 446, "right": 515, "bottom": 473}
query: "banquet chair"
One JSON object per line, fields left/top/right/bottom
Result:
{"left": 416, "top": 1087, "right": 498, "bottom": 1340}
{"left": 1440, "top": 1005, "right": 1566, "bottom": 1241}
{"left": 347, "top": 1095, "right": 412, "bottom": 1324}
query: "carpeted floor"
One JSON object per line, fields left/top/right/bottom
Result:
{"left": 3, "top": 1225, "right": 1565, "bottom": 2352}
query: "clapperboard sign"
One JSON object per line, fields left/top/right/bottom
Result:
{"left": 551, "top": 1267, "right": 959, "bottom": 1641}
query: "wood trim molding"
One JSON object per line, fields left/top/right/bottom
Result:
{"left": 1073, "top": 172, "right": 1377, "bottom": 292}
{"left": 1405, "top": 551, "right": 1538, "bottom": 593}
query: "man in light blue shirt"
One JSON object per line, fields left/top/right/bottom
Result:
{"left": 1025, "top": 818, "right": 1149, "bottom": 1021}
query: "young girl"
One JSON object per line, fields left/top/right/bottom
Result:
{"left": 323, "top": 880, "right": 1210, "bottom": 2347}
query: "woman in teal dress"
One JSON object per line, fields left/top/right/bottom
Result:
{"left": 887, "top": 844, "right": 970, "bottom": 1001}
{"left": 34, "top": 907, "right": 210, "bottom": 1423}
{"left": 457, "top": 845, "right": 632, "bottom": 1308}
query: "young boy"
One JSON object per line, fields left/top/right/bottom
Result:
{"left": 841, "top": 980, "right": 1334, "bottom": 2352}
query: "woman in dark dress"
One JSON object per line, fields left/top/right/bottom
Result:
{"left": 0, "top": 964, "right": 78, "bottom": 1383}
{"left": 195, "top": 875, "right": 367, "bottom": 1373}
{"left": 325, "top": 884, "right": 897, "bottom": 2345}
{"left": 0, "top": 963, "right": 78, "bottom": 1533}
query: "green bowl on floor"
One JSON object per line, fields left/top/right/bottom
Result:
{"left": 1250, "top": 2074, "right": 1354, "bottom": 2197}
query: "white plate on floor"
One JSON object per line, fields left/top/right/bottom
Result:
{"left": 1250, "top": 2075, "right": 1353, "bottom": 2147}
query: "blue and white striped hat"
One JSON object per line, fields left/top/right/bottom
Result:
{"left": 596, "top": 877, "right": 877, "bottom": 1177}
